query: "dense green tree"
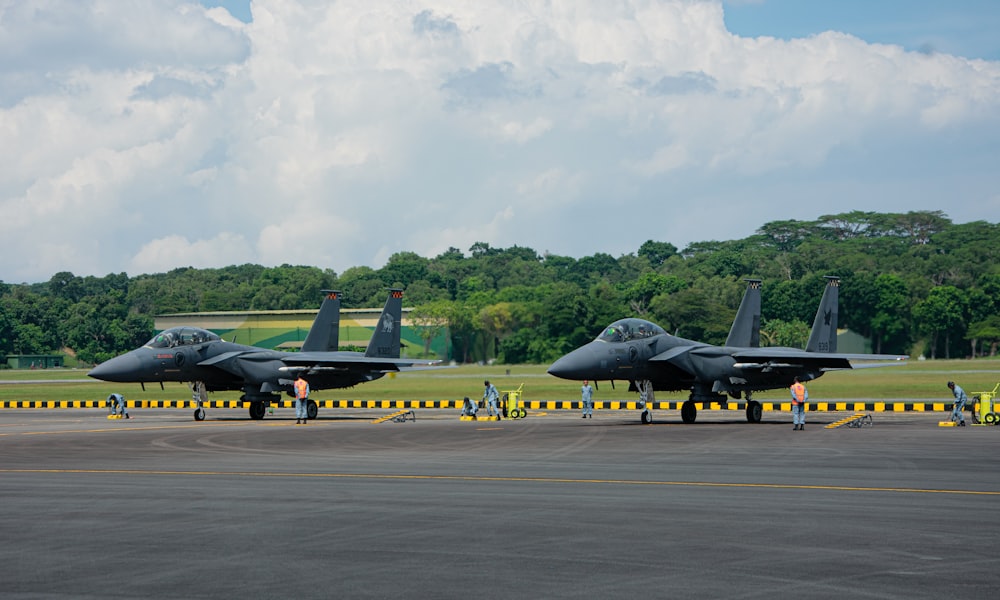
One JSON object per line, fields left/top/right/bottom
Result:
{"left": 649, "top": 286, "right": 731, "bottom": 345}
{"left": 913, "top": 286, "right": 967, "bottom": 359}
{"left": 869, "top": 274, "right": 912, "bottom": 354}
{"left": 966, "top": 315, "right": 1000, "bottom": 357}
{"left": 637, "top": 240, "right": 677, "bottom": 267}
{"left": 762, "top": 278, "right": 820, "bottom": 325}
{"left": 584, "top": 281, "right": 626, "bottom": 339}
{"left": 3, "top": 211, "right": 1000, "bottom": 365}
{"left": 761, "top": 319, "right": 811, "bottom": 348}
{"left": 403, "top": 280, "right": 448, "bottom": 305}
{"left": 378, "top": 252, "right": 429, "bottom": 289}
{"left": 408, "top": 300, "right": 451, "bottom": 358}
{"left": 756, "top": 220, "right": 816, "bottom": 252}
{"left": 337, "top": 266, "right": 385, "bottom": 308}
{"left": 443, "top": 299, "right": 481, "bottom": 363}
{"left": 624, "top": 272, "right": 686, "bottom": 315}
{"left": 0, "top": 302, "right": 12, "bottom": 358}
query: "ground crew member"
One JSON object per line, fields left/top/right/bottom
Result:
{"left": 294, "top": 375, "right": 310, "bottom": 424}
{"left": 947, "top": 381, "right": 967, "bottom": 426}
{"left": 581, "top": 380, "right": 594, "bottom": 418}
{"left": 107, "top": 393, "right": 129, "bottom": 419}
{"left": 790, "top": 377, "right": 807, "bottom": 430}
{"left": 483, "top": 380, "right": 500, "bottom": 419}
{"left": 461, "top": 396, "right": 477, "bottom": 418}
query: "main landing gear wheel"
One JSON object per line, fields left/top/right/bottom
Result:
{"left": 248, "top": 401, "right": 266, "bottom": 420}
{"left": 641, "top": 410, "right": 652, "bottom": 424}
{"left": 193, "top": 407, "right": 206, "bottom": 421}
{"left": 681, "top": 401, "right": 697, "bottom": 424}
{"left": 307, "top": 400, "right": 318, "bottom": 420}
{"left": 746, "top": 400, "right": 762, "bottom": 423}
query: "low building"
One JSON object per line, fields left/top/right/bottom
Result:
{"left": 6, "top": 354, "right": 64, "bottom": 369}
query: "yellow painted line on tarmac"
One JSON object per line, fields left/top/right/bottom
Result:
{"left": 1, "top": 468, "right": 997, "bottom": 497}
{"left": 0, "top": 421, "right": 300, "bottom": 437}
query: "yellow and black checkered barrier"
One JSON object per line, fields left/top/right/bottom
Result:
{"left": 0, "top": 399, "right": 963, "bottom": 412}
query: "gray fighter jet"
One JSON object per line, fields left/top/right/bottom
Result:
{"left": 89, "top": 289, "right": 437, "bottom": 421}
{"left": 547, "top": 277, "right": 906, "bottom": 424}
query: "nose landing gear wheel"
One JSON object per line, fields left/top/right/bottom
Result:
{"left": 307, "top": 400, "right": 318, "bottom": 420}
{"left": 194, "top": 407, "right": 205, "bottom": 421}
{"left": 681, "top": 401, "right": 697, "bottom": 424}
{"left": 746, "top": 400, "right": 762, "bottom": 423}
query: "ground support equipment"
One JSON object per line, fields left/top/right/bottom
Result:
{"left": 371, "top": 409, "right": 416, "bottom": 424}
{"left": 501, "top": 383, "right": 527, "bottom": 419}
{"left": 825, "top": 413, "right": 872, "bottom": 429}
{"left": 971, "top": 383, "right": 1000, "bottom": 425}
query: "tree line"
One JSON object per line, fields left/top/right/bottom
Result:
{"left": 2, "top": 210, "right": 999, "bottom": 366}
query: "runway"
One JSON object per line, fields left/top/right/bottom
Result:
{"left": 2, "top": 408, "right": 998, "bottom": 599}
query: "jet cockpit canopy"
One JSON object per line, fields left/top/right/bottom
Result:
{"left": 598, "top": 318, "right": 665, "bottom": 343}
{"left": 146, "top": 327, "right": 221, "bottom": 349}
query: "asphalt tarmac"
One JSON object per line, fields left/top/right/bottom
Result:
{"left": 1, "top": 407, "right": 998, "bottom": 600}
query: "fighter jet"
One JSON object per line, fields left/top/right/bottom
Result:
{"left": 547, "top": 277, "right": 906, "bottom": 424}
{"left": 89, "top": 289, "right": 438, "bottom": 421}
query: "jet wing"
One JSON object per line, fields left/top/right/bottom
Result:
{"left": 197, "top": 350, "right": 254, "bottom": 367}
{"left": 649, "top": 346, "right": 697, "bottom": 363}
{"left": 647, "top": 345, "right": 702, "bottom": 376}
{"left": 729, "top": 348, "right": 906, "bottom": 371}
{"left": 280, "top": 352, "right": 441, "bottom": 373}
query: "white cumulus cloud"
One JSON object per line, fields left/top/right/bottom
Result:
{"left": 0, "top": 0, "right": 998, "bottom": 283}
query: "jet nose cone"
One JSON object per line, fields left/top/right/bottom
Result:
{"left": 88, "top": 352, "right": 143, "bottom": 382}
{"left": 547, "top": 345, "right": 599, "bottom": 380}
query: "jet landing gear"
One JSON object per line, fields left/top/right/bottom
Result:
{"left": 190, "top": 382, "right": 207, "bottom": 421}
{"left": 678, "top": 392, "right": 762, "bottom": 424}
{"left": 306, "top": 400, "right": 318, "bottom": 420}
{"left": 636, "top": 380, "right": 654, "bottom": 424}
{"left": 745, "top": 396, "right": 763, "bottom": 423}
{"left": 249, "top": 401, "right": 266, "bottom": 420}
{"left": 681, "top": 400, "right": 697, "bottom": 423}
{"left": 243, "top": 393, "right": 281, "bottom": 420}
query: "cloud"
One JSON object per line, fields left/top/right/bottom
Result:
{"left": 1, "top": 0, "right": 999, "bottom": 283}
{"left": 130, "top": 233, "right": 255, "bottom": 274}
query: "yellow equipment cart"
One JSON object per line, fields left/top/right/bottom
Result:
{"left": 501, "top": 384, "right": 527, "bottom": 419}
{"left": 972, "top": 383, "right": 1000, "bottom": 425}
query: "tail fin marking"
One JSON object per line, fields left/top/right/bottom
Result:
{"left": 365, "top": 289, "right": 404, "bottom": 358}
{"left": 806, "top": 277, "right": 839, "bottom": 353}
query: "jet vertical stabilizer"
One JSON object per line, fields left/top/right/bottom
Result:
{"left": 805, "top": 276, "right": 839, "bottom": 353}
{"left": 725, "top": 279, "right": 761, "bottom": 348}
{"left": 301, "top": 290, "right": 342, "bottom": 352}
{"left": 365, "top": 289, "right": 403, "bottom": 358}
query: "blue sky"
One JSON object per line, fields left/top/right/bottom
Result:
{"left": 1, "top": 1, "right": 998, "bottom": 282}
{"left": 724, "top": 0, "right": 1000, "bottom": 60}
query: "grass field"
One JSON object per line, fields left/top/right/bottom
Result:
{"left": 3, "top": 358, "right": 1000, "bottom": 404}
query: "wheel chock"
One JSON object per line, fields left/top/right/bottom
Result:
{"left": 938, "top": 421, "right": 957, "bottom": 427}
{"left": 460, "top": 415, "right": 478, "bottom": 421}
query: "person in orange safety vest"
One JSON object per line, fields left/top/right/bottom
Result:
{"left": 294, "top": 375, "right": 310, "bottom": 425}
{"left": 790, "top": 377, "right": 808, "bottom": 430}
